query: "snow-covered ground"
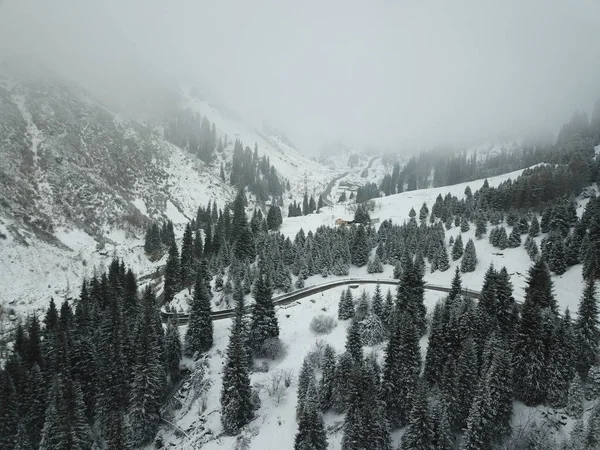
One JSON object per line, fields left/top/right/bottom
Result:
{"left": 160, "top": 285, "right": 449, "bottom": 449}
{"left": 280, "top": 164, "right": 593, "bottom": 313}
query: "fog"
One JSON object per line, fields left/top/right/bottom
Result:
{"left": 1, "top": 0, "right": 600, "bottom": 153}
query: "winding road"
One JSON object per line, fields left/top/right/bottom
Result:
{"left": 162, "top": 278, "right": 480, "bottom": 324}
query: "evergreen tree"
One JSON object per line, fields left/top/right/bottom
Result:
{"left": 184, "top": 272, "right": 213, "bottom": 357}
{"left": 508, "top": 227, "right": 521, "bottom": 247}
{"left": 448, "top": 337, "right": 478, "bottom": 432}
{"left": 165, "top": 319, "right": 182, "bottom": 383}
{"left": 460, "top": 239, "right": 477, "bottom": 272}
{"left": 452, "top": 234, "right": 464, "bottom": 260}
{"left": 338, "top": 288, "right": 355, "bottom": 320}
{"left": 575, "top": 279, "right": 600, "bottom": 377}
{"left": 180, "top": 223, "right": 195, "bottom": 286}
{"left": 345, "top": 318, "right": 363, "bottom": 363}
{"left": 566, "top": 374, "right": 584, "bottom": 418}
{"left": 475, "top": 216, "right": 487, "bottom": 239}
{"left": 319, "top": 345, "right": 336, "bottom": 412}
{"left": 164, "top": 242, "right": 181, "bottom": 304}
{"left": 436, "top": 244, "right": 450, "bottom": 272}
{"left": 529, "top": 215, "right": 540, "bottom": 236}
{"left": 541, "top": 207, "right": 552, "bottom": 233}
{"left": 267, "top": 206, "right": 283, "bottom": 230}
{"left": 513, "top": 260, "right": 556, "bottom": 405}
{"left": 381, "top": 316, "right": 421, "bottom": 428}
{"left": 400, "top": 382, "right": 432, "bottom": 450}
{"left": 449, "top": 266, "right": 462, "bottom": 301}
{"left": 372, "top": 284, "right": 384, "bottom": 322}
{"left": 294, "top": 379, "right": 328, "bottom": 450}
{"left": 460, "top": 216, "right": 470, "bottom": 232}
{"left": 249, "top": 268, "right": 279, "bottom": 354}
{"left": 0, "top": 371, "right": 17, "bottom": 448}
{"left": 220, "top": 287, "right": 253, "bottom": 434}
{"left": 351, "top": 225, "right": 369, "bottom": 267}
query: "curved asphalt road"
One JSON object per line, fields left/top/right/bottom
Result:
{"left": 162, "top": 278, "right": 480, "bottom": 324}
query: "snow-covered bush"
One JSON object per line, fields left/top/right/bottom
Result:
{"left": 310, "top": 315, "right": 337, "bottom": 335}
{"left": 360, "top": 313, "right": 385, "bottom": 346}
{"left": 257, "top": 337, "right": 287, "bottom": 360}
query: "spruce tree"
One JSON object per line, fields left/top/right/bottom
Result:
{"left": 508, "top": 227, "right": 521, "bottom": 247}
{"left": 460, "top": 216, "right": 470, "bottom": 232}
{"left": 452, "top": 234, "right": 463, "bottom": 260}
{"left": 372, "top": 284, "right": 384, "bottom": 322}
{"left": 351, "top": 225, "right": 369, "bottom": 267}
{"left": 338, "top": 288, "right": 355, "bottom": 320}
{"left": 180, "top": 223, "right": 195, "bottom": 286}
{"left": 460, "top": 239, "right": 477, "bottom": 272}
{"left": 513, "top": 260, "right": 556, "bottom": 405}
{"left": 448, "top": 337, "right": 478, "bottom": 432}
{"left": 184, "top": 272, "right": 214, "bottom": 356}
{"left": 381, "top": 315, "right": 420, "bottom": 428}
{"left": 475, "top": 216, "right": 487, "bottom": 239}
{"left": 575, "top": 279, "right": 599, "bottom": 377}
{"left": 566, "top": 374, "right": 584, "bottom": 418}
{"left": 0, "top": 371, "right": 17, "bottom": 448}
{"left": 220, "top": 288, "right": 253, "bottom": 434}
{"left": 436, "top": 244, "right": 450, "bottom": 272}
{"left": 165, "top": 318, "right": 182, "bottom": 383}
{"left": 164, "top": 242, "right": 181, "bottom": 304}
{"left": 529, "top": 215, "right": 540, "bottom": 236}
{"left": 345, "top": 318, "right": 363, "bottom": 363}
{"left": 294, "top": 378, "right": 328, "bottom": 450}
{"left": 319, "top": 345, "right": 336, "bottom": 412}
{"left": 249, "top": 268, "right": 279, "bottom": 354}
{"left": 400, "top": 382, "right": 432, "bottom": 450}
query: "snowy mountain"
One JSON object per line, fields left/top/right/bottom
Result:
{"left": 0, "top": 66, "right": 334, "bottom": 317}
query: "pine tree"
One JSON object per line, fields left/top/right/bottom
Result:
{"left": 185, "top": 272, "right": 214, "bottom": 356}
{"left": 249, "top": 268, "right": 279, "bottom": 355}
{"left": 436, "top": 244, "right": 450, "bottom": 272}
{"left": 180, "top": 223, "right": 195, "bottom": 286}
{"left": 452, "top": 234, "right": 463, "bottom": 260}
{"left": 319, "top": 345, "right": 336, "bottom": 412}
{"left": 220, "top": 288, "right": 253, "bottom": 434}
{"left": 0, "top": 371, "right": 17, "bottom": 448}
{"left": 295, "top": 378, "right": 328, "bottom": 450}
{"left": 381, "top": 315, "right": 421, "bottom": 428}
{"left": 165, "top": 319, "right": 182, "bottom": 383}
{"left": 267, "top": 206, "right": 283, "bottom": 230}
{"left": 508, "top": 227, "right": 521, "bottom": 247}
{"left": 338, "top": 288, "right": 355, "bottom": 320}
{"left": 400, "top": 382, "right": 432, "bottom": 450}
{"left": 448, "top": 337, "right": 478, "bottom": 432}
{"left": 372, "top": 284, "right": 384, "bottom": 322}
{"left": 449, "top": 266, "right": 462, "bottom": 301}
{"left": 475, "top": 216, "right": 487, "bottom": 239}
{"left": 575, "top": 279, "right": 599, "bottom": 377}
{"left": 345, "top": 318, "right": 363, "bottom": 363}
{"left": 460, "top": 216, "right": 470, "bottom": 232}
{"left": 296, "top": 358, "right": 316, "bottom": 418}
{"left": 529, "top": 215, "right": 540, "bottom": 236}
{"left": 513, "top": 260, "right": 556, "bottom": 405}
{"left": 164, "top": 242, "right": 181, "bottom": 304}
{"left": 460, "top": 239, "right": 477, "bottom": 272}
{"left": 351, "top": 225, "right": 369, "bottom": 267}
{"left": 566, "top": 374, "right": 584, "bottom": 418}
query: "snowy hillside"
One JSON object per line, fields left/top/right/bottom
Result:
{"left": 280, "top": 164, "right": 594, "bottom": 313}
{"left": 180, "top": 89, "right": 334, "bottom": 201}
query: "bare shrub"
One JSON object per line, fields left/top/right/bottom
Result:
{"left": 265, "top": 371, "right": 288, "bottom": 405}
{"left": 282, "top": 368, "right": 294, "bottom": 388}
{"left": 257, "top": 338, "right": 287, "bottom": 361}
{"left": 310, "top": 314, "right": 337, "bottom": 335}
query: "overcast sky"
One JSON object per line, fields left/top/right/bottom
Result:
{"left": 1, "top": 0, "right": 600, "bottom": 153}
